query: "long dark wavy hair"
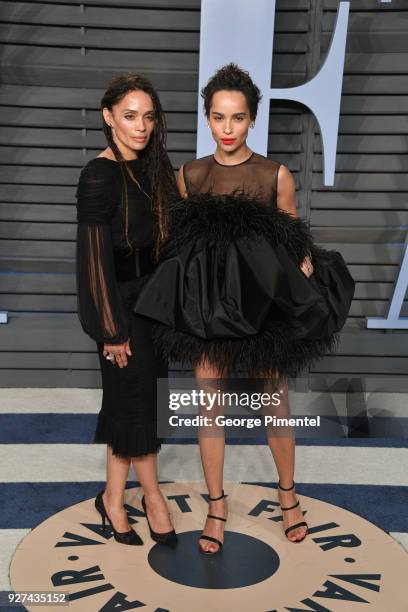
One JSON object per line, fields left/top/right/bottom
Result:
{"left": 100, "top": 73, "right": 176, "bottom": 260}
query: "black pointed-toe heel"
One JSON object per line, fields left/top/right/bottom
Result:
{"left": 95, "top": 491, "right": 143, "bottom": 546}
{"left": 277, "top": 480, "right": 308, "bottom": 543}
{"left": 199, "top": 490, "right": 227, "bottom": 556}
{"left": 141, "top": 495, "right": 177, "bottom": 547}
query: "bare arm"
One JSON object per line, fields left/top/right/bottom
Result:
{"left": 276, "top": 164, "right": 297, "bottom": 217}
{"left": 177, "top": 164, "right": 188, "bottom": 199}
{"left": 276, "top": 164, "right": 313, "bottom": 277}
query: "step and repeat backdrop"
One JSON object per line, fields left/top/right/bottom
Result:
{"left": 0, "top": 0, "right": 407, "bottom": 389}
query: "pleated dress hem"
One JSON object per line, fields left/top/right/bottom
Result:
{"left": 94, "top": 411, "right": 162, "bottom": 458}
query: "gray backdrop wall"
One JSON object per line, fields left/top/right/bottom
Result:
{"left": 0, "top": 0, "right": 407, "bottom": 389}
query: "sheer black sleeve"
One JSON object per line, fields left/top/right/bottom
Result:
{"left": 75, "top": 161, "right": 129, "bottom": 345}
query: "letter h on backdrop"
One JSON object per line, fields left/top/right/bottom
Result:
{"left": 196, "top": 0, "right": 408, "bottom": 330}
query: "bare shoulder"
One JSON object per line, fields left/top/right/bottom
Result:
{"left": 275, "top": 163, "right": 297, "bottom": 216}
{"left": 276, "top": 163, "right": 295, "bottom": 192}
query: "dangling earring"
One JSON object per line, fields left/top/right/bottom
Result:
{"left": 251, "top": 122, "right": 255, "bottom": 129}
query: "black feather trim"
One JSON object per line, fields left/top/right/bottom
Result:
{"left": 164, "top": 191, "right": 314, "bottom": 266}
{"left": 153, "top": 319, "right": 339, "bottom": 385}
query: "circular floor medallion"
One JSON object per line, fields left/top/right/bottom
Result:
{"left": 9, "top": 482, "right": 408, "bottom": 611}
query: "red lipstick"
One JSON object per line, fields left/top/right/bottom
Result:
{"left": 221, "top": 138, "right": 236, "bottom": 145}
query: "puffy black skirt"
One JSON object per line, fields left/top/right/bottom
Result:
{"left": 133, "top": 193, "right": 355, "bottom": 381}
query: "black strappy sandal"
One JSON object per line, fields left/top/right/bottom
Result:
{"left": 278, "top": 480, "right": 308, "bottom": 543}
{"left": 199, "top": 490, "right": 227, "bottom": 555}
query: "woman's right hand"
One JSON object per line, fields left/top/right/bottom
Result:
{"left": 103, "top": 339, "right": 132, "bottom": 368}
{"left": 300, "top": 254, "right": 314, "bottom": 278}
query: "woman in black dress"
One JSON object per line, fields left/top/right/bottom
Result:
{"left": 134, "top": 64, "right": 355, "bottom": 553}
{"left": 76, "top": 73, "right": 177, "bottom": 546}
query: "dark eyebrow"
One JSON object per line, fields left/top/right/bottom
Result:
{"left": 211, "top": 111, "right": 248, "bottom": 117}
{"left": 123, "top": 109, "right": 154, "bottom": 114}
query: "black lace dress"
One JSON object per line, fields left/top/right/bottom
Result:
{"left": 76, "top": 157, "right": 167, "bottom": 458}
{"left": 133, "top": 153, "right": 355, "bottom": 381}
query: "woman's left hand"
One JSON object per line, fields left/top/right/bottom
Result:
{"left": 103, "top": 339, "right": 132, "bottom": 368}
{"left": 300, "top": 254, "right": 314, "bottom": 277}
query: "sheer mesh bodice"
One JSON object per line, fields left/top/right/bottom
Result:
{"left": 182, "top": 152, "right": 280, "bottom": 206}
{"left": 75, "top": 157, "right": 156, "bottom": 345}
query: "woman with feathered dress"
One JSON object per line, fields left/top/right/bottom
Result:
{"left": 134, "top": 64, "right": 355, "bottom": 553}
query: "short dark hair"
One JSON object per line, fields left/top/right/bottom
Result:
{"left": 201, "top": 63, "right": 262, "bottom": 120}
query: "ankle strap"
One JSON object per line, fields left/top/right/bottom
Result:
{"left": 208, "top": 489, "right": 225, "bottom": 501}
{"left": 278, "top": 480, "right": 295, "bottom": 491}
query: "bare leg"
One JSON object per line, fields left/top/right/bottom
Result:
{"left": 132, "top": 452, "right": 173, "bottom": 533}
{"left": 266, "top": 377, "right": 307, "bottom": 542}
{"left": 195, "top": 359, "right": 228, "bottom": 553}
{"left": 102, "top": 445, "right": 132, "bottom": 532}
